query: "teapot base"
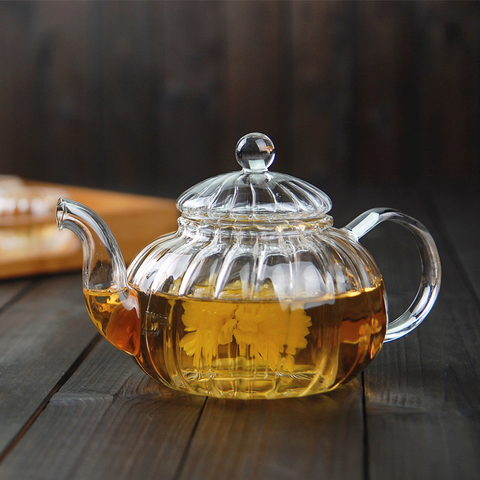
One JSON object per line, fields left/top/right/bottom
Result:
{"left": 171, "top": 368, "right": 339, "bottom": 399}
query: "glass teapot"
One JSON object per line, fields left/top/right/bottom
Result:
{"left": 56, "top": 133, "right": 441, "bottom": 400}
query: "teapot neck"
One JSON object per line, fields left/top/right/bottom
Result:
{"left": 178, "top": 215, "right": 334, "bottom": 236}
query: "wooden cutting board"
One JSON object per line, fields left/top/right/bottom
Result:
{"left": 0, "top": 182, "right": 179, "bottom": 279}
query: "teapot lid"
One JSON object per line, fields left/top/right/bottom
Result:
{"left": 177, "top": 133, "right": 332, "bottom": 222}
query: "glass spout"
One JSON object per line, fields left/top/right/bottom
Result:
{"left": 56, "top": 198, "right": 140, "bottom": 355}
{"left": 56, "top": 198, "right": 127, "bottom": 291}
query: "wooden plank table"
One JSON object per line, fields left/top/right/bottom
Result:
{"left": 0, "top": 182, "right": 478, "bottom": 480}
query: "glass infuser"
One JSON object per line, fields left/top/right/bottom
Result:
{"left": 56, "top": 133, "right": 441, "bottom": 399}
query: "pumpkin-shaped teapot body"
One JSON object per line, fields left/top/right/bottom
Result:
{"left": 58, "top": 133, "right": 440, "bottom": 399}
{"left": 124, "top": 218, "right": 387, "bottom": 399}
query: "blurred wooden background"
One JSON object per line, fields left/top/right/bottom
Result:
{"left": 0, "top": 1, "right": 479, "bottom": 198}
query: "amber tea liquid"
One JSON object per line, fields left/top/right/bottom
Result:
{"left": 84, "top": 283, "right": 387, "bottom": 399}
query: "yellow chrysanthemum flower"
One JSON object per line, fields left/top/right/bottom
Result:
{"left": 179, "top": 286, "right": 312, "bottom": 372}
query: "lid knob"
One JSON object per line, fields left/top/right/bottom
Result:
{"left": 235, "top": 133, "right": 275, "bottom": 173}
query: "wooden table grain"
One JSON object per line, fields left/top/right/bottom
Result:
{"left": 0, "top": 182, "right": 478, "bottom": 480}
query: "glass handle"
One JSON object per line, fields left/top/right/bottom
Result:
{"left": 345, "top": 208, "right": 441, "bottom": 342}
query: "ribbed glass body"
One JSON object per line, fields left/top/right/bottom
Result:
{"left": 124, "top": 217, "right": 388, "bottom": 399}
